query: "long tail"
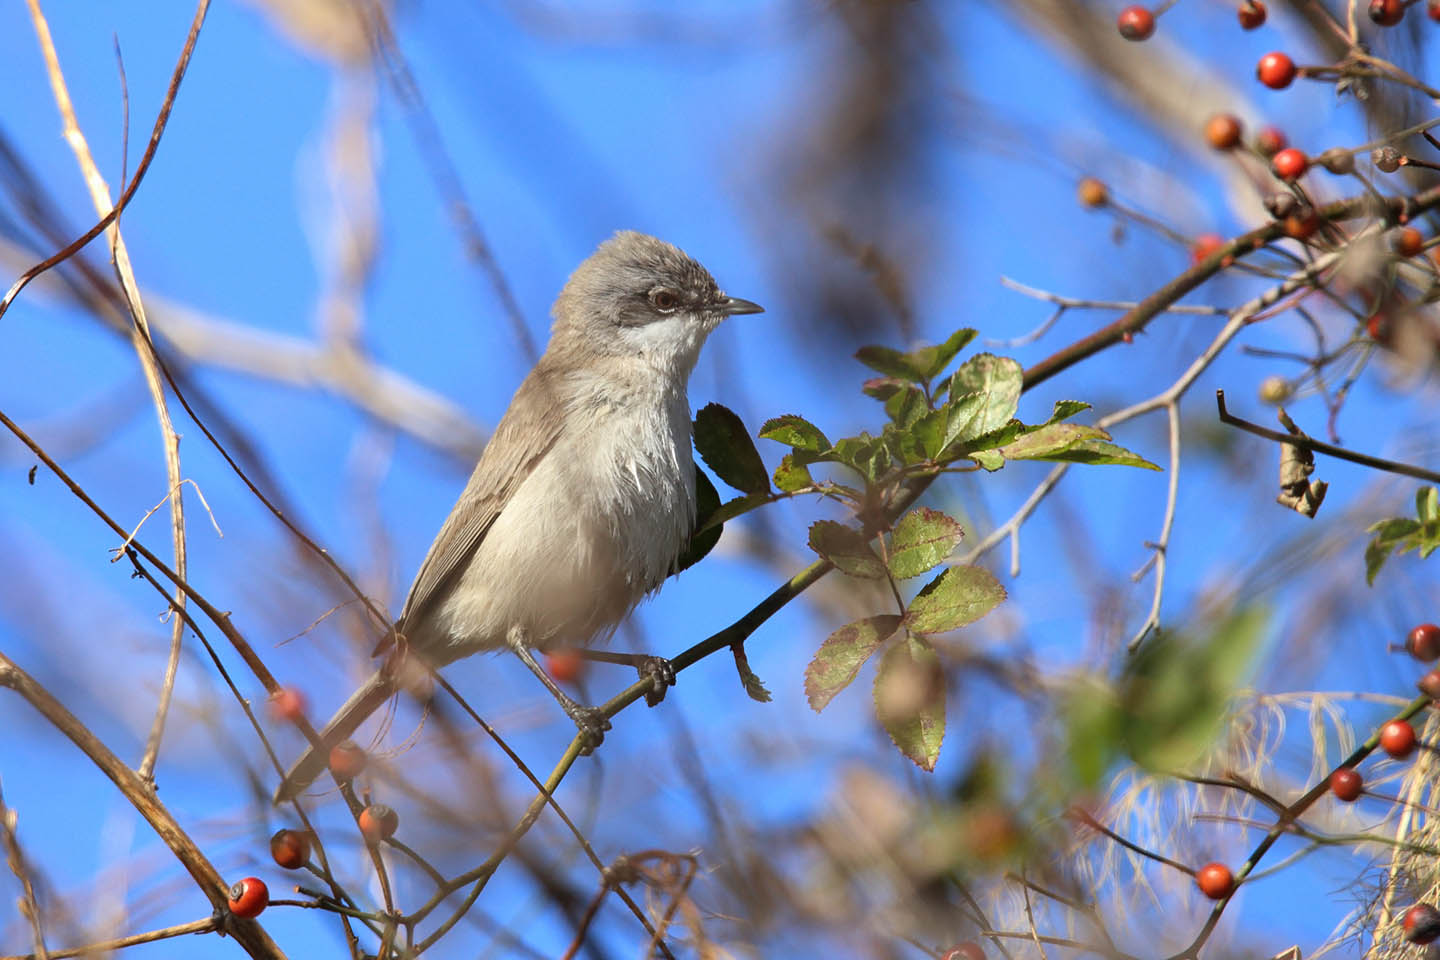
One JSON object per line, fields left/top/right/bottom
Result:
{"left": 273, "top": 670, "right": 394, "bottom": 804}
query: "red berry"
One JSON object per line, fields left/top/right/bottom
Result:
{"left": 328, "top": 740, "right": 367, "bottom": 781}
{"left": 1077, "top": 177, "right": 1109, "bottom": 208}
{"left": 1272, "top": 148, "right": 1309, "bottom": 181}
{"left": 1329, "top": 768, "right": 1363, "bottom": 801}
{"left": 1195, "top": 862, "right": 1235, "bottom": 900}
{"left": 1191, "top": 233, "right": 1226, "bottom": 264}
{"left": 1367, "top": 313, "right": 1392, "bottom": 343}
{"left": 267, "top": 686, "right": 307, "bottom": 724}
{"left": 1381, "top": 720, "right": 1417, "bottom": 758}
{"left": 270, "top": 828, "right": 311, "bottom": 869}
{"left": 358, "top": 803, "right": 399, "bottom": 843}
{"left": 227, "top": 876, "right": 268, "bottom": 919}
{"left": 1430, "top": 0, "right": 1440, "bottom": 21}
{"left": 1419, "top": 668, "right": 1440, "bottom": 700}
{"left": 1257, "top": 52, "right": 1297, "bottom": 89}
{"left": 1370, "top": 0, "right": 1405, "bottom": 25}
{"left": 545, "top": 650, "right": 587, "bottom": 685}
{"left": 1238, "top": 0, "right": 1267, "bottom": 28}
{"left": 1408, "top": 624, "right": 1440, "bottom": 661}
{"left": 1204, "top": 114, "right": 1243, "bottom": 151}
{"left": 1255, "top": 126, "right": 1288, "bottom": 156}
{"left": 942, "top": 945, "right": 985, "bottom": 960}
{"left": 1395, "top": 227, "right": 1425, "bottom": 258}
{"left": 1283, "top": 209, "right": 1320, "bottom": 240}
{"left": 1117, "top": 6, "right": 1156, "bottom": 40}
{"left": 1405, "top": 903, "right": 1440, "bottom": 944}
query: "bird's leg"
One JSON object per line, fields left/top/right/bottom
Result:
{"left": 566, "top": 649, "right": 676, "bottom": 707}
{"left": 507, "top": 627, "right": 611, "bottom": 754}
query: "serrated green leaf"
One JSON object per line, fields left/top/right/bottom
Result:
{"left": 759, "top": 415, "right": 831, "bottom": 454}
{"left": 1000, "top": 423, "right": 1110, "bottom": 461}
{"left": 1365, "top": 538, "right": 1394, "bottom": 586}
{"left": 907, "top": 327, "right": 978, "bottom": 380}
{"left": 944, "top": 354, "right": 1022, "bottom": 443}
{"left": 1120, "top": 608, "right": 1265, "bottom": 771}
{"left": 971, "top": 449, "right": 1004, "bottom": 471}
{"left": 904, "top": 565, "right": 1006, "bottom": 634}
{"left": 1021, "top": 437, "right": 1161, "bottom": 471}
{"left": 805, "top": 614, "right": 902, "bottom": 712}
{"left": 674, "top": 468, "right": 723, "bottom": 573}
{"left": 694, "top": 403, "right": 771, "bottom": 495}
{"left": 832, "top": 434, "right": 892, "bottom": 481}
{"left": 855, "top": 344, "right": 926, "bottom": 382}
{"left": 890, "top": 508, "right": 965, "bottom": 580}
{"left": 953, "top": 419, "right": 1025, "bottom": 456}
{"left": 773, "top": 453, "right": 814, "bottom": 493}
{"left": 809, "top": 521, "right": 887, "bottom": 579}
{"left": 1043, "top": 400, "right": 1092, "bottom": 424}
{"left": 874, "top": 635, "right": 946, "bottom": 771}
{"left": 885, "top": 385, "right": 929, "bottom": 428}
{"left": 702, "top": 492, "right": 771, "bottom": 529}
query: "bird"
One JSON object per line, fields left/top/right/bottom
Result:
{"left": 275, "top": 231, "right": 762, "bottom": 801}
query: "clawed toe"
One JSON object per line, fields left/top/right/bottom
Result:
{"left": 637, "top": 655, "right": 676, "bottom": 707}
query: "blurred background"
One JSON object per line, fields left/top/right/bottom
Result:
{"left": 1, "top": 1, "right": 1439, "bottom": 957}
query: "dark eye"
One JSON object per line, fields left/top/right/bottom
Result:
{"left": 650, "top": 289, "right": 679, "bottom": 310}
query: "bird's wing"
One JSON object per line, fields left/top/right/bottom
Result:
{"left": 390, "top": 364, "right": 567, "bottom": 644}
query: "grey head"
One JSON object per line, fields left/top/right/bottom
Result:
{"left": 550, "top": 231, "right": 762, "bottom": 376}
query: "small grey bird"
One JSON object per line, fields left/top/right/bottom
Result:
{"left": 275, "top": 231, "right": 761, "bottom": 801}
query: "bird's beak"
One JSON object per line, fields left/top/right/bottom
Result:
{"left": 719, "top": 296, "right": 764, "bottom": 316}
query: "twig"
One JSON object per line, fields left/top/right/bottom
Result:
{"left": 1215, "top": 391, "right": 1440, "bottom": 484}
{"left": 0, "top": 917, "right": 218, "bottom": 960}
{"left": 0, "top": 784, "right": 48, "bottom": 960}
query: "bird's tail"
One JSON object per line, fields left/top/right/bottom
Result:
{"left": 273, "top": 670, "right": 395, "bottom": 804}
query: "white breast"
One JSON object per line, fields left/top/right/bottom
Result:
{"left": 433, "top": 368, "right": 696, "bottom": 655}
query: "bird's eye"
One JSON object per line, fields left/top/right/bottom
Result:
{"left": 650, "top": 289, "right": 679, "bottom": 310}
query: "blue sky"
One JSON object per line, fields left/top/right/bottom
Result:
{"left": 1, "top": 1, "right": 1439, "bottom": 957}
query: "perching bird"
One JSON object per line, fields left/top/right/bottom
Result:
{"left": 275, "top": 231, "right": 761, "bottom": 801}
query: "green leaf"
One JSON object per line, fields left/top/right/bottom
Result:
{"left": 674, "top": 468, "right": 722, "bottom": 573}
{"left": 694, "top": 403, "right": 771, "bottom": 495}
{"left": 703, "top": 492, "right": 772, "bottom": 529}
{"left": 944, "top": 354, "right": 1022, "bottom": 443}
{"left": 874, "top": 635, "right": 946, "bottom": 771}
{"left": 759, "top": 415, "right": 831, "bottom": 454}
{"left": 904, "top": 565, "right": 1006, "bottom": 634}
{"left": 805, "top": 614, "right": 902, "bottom": 711}
{"left": 808, "top": 521, "right": 887, "bottom": 580}
{"left": 1120, "top": 607, "right": 1265, "bottom": 771}
{"left": 773, "top": 453, "right": 814, "bottom": 493}
{"left": 908, "top": 327, "right": 978, "bottom": 380}
{"left": 953, "top": 419, "right": 1026, "bottom": 456}
{"left": 1021, "top": 437, "right": 1161, "bottom": 471}
{"left": 862, "top": 377, "right": 908, "bottom": 401}
{"left": 889, "top": 508, "right": 965, "bottom": 580}
{"left": 885, "top": 385, "right": 929, "bottom": 428}
{"left": 971, "top": 449, "right": 1005, "bottom": 472}
{"left": 855, "top": 345, "right": 926, "bottom": 382}
{"left": 1000, "top": 423, "right": 1110, "bottom": 461}
{"left": 732, "top": 642, "right": 772, "bottom": 703}
{"left": 1364, "top": 491, "right": 1440, "bottom": 584}
{"left": 1043, "top": 400, "right": 1092, "bottom": 424}
{"left": 1418, "top": 486, "right": 1439, "bottom": 523}
{"left": 831, "top": 434, "right": 891, "bottom": 482}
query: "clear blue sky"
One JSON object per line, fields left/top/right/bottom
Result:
{"left": 1, "top": 2, "right": 1437, "bottom": 957}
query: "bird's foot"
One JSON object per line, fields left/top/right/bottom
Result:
{"left": 636, "top": 656, "right": 676, "bottom": 707}
{"left": 564, "top": 704, "right": 612, "bottom": 755}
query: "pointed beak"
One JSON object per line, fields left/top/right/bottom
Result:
{"left": 719, "top": 296, "right": 764, "bottom": 316}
